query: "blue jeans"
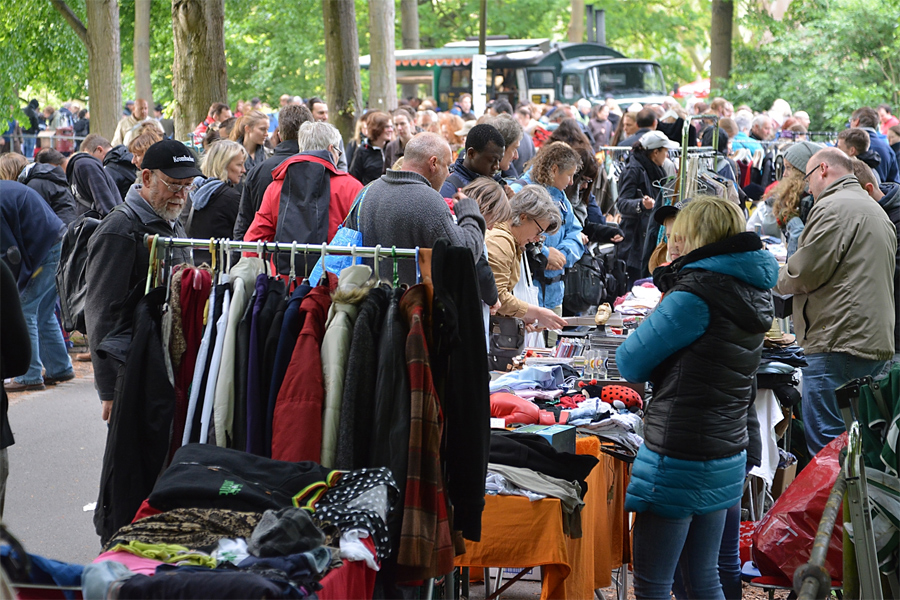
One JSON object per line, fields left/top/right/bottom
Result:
{"left": 633, "top": 508, "right": 727, "bottom": 600}
{"left": 23, "top": 135, "right": 35, "bottom": 160}
{"left": 802, "top": 352, "right": 885, "bottom": 456}
{"left": 673, "top": 501, "right": 741, "bottom": 600}
{"left": 14, "top": 242, "right": 73, "bottom": 385}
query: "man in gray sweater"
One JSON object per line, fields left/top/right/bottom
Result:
{"left": 358, "top": 132, "right": 486, "bottom": 283}
{"left": 85, "top": 140, "right": 198, "bottom": 421}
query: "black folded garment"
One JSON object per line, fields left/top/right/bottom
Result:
{"left": 149, "top": 444, "right": 337, "bottom": 514}
{"left": 489, "top": 431, "right": 599, "bottom": 498}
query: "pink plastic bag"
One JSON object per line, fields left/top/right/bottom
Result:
{"left": 752, "top": 433, "right": 847, "bottom": 583}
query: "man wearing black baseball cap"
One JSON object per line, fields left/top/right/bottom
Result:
{"left": 85, "top": 140, "right": 201, "bottom": 421}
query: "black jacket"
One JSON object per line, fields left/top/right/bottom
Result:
{"left": 185, "top": 180, "right": 241, "bottom": 264}
{"left": 348, "top": 141, "right": 384, "bottom": 186}
{"left": 66, "top": 152, "right": 122, "bottom": 216}
{"left": 103, "top": 145, "right": 139, "bottom": 201}
{"left": 18, "top": 162, "right": 78, "bottom": 225}
{"left": 233, "top": 139, "right": 298, "bottom": 241}
{"left": 647, "top": 234, "right": 775, "bottom": 461}
{"left": 22, "top": 103, "right": 40, "bottom": 134}
{"left": 1, "top": 261, "right": 30, "bottom": 449}
{"left": 615, "top": 153, "right": 661, "bottom": 270}
{"left": 94, "top": 286, "right": 175, "bottom": 545}
{"left": 85, "top": 187, "right": 191, "bottom": 401}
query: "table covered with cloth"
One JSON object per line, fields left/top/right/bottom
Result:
{"left": 455, "top": 436, "right": 631, "bottom": 599}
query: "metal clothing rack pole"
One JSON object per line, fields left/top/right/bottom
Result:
{"left": 680, "top": 114, "right": 719, "bottom": 203}
{"left": 144, "top": 236, "right": 419, "bottom": 258}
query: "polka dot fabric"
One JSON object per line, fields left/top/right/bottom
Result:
{"left": 313, "top": 467, "right": 398, "bottom": 561}
{"left": 600, "top": 385, "right": 643, "bottom": 409}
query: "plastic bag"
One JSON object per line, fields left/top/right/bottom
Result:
{"left": 513, "top": 256, "right": 544, "bottom": 348}
{"left": 752, "top": 433, "right": 847, "bottom": 583}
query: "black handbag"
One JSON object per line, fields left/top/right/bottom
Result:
{"left": 563, "top": 249, "right": 607, "bottom": 314}
{"left": 488, "top": 315, "right": 525, "bottom": 371}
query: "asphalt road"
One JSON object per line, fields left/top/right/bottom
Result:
{"left": 4, "top": 376, "right": 107, "bottom": 566}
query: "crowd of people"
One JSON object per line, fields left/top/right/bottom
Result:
{"left": 3, "top": 85, "right": 900, "bottom": 600}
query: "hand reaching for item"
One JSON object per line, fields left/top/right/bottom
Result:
{"left": 546, "top": 247, "right": 566, "bottom": 270}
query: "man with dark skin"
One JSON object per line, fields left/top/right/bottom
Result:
{"left": 439, "top": 123, "right": 506, "bottom": 197}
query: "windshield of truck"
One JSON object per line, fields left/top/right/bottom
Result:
{"left": 590, "top": 63, "right": 666, "bottom": 97}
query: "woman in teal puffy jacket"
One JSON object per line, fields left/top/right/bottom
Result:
{"left": 616, "top": 196, "right": 778, "bottom": 600}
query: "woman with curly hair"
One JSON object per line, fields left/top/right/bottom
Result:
{"left": 509, "top": 141, "right": 584, "bottom": 321}
{"left": 771, "top": 142, "right": 822, "bottom": 258}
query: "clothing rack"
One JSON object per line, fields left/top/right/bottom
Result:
{"left": 680, "top": 114, "right": 720, "bottom": 203}
{"left": 144, "top": 236, "right": 419, "bottom": 259}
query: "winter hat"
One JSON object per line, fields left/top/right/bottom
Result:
{"left": 600, "top": 385, "right": 643, "bottom": 410}
{"left": 248, "top": 507, "right": 326, "bottom": 558}
{"left": 782, "top": 141, "right": 823, "bottom": 172}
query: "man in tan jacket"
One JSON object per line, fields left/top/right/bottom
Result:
{"left": 776, "top": 147, "right": 897, "bottom": 455}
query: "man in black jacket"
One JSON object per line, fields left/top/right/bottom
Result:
{"left": 18, "top": 149, "right": 78, "bottom": 225}
{"left": 21, "top": 99, "right": 41, "bottom": 159}
{"left": 233, "top": 104, "right": 312, "bottom": 240}
{"left": 86, "top": 140, "right": 199, "bottom": 421}
{"left": 66, "top": 133, "right": 122, "bottom": 216}
{"left": 103, "top": 144, "right": 139, "bottom": 200}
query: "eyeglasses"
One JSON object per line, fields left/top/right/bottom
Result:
{"left": 803, "top": 163, "right": 822, "bottom": 181}
{"left": 534, "top": 218, "right": 546, "bottom": 235}
{"left": 155, "top": 175, "right": 196, "bottom": 195}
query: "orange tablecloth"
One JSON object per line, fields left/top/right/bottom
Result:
{"left": 455, "top": 436, "right": 630, "bottom": 599}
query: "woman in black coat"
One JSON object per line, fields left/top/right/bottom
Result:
{"left": 615, "top": 131, "right": 679, "bottom": 286}
{"left": 186, "top": 140, "right": 247, "bottom": 264}
{"left": 349, "top": 111, "right": 393, "bottom": 185}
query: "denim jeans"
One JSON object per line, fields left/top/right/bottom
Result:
{"left": 632, "top": 508, "right": 727, "bottom": 600}
{"left": 802, "top": 352, "right": 885, "bottom": 456}
{"left": 14, "top": 241, "right": 73, "bottom": 385}
{"left": 673, "top": 501, "right": 741, "bottom": 600}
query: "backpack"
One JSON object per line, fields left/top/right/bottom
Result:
{"left": 56, "top": 203, "right": 137, "bottom": 333}
{"left": 563, "top": 249, "right": 607, "bottom": 314}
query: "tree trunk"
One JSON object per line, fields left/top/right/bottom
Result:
{"left": 49, "top": 0, "right": 122, "bottom": 141}
{"left": 710, "top": 0, "right": 734, "bottom": 88}
{"left": 134, "top": 0, "right": 152, "bottom": 106}
{"left": 368, "top": 0, "right": 397, "bottom": 112}
{"left": 568, "top": 0, "right": 585, "bottom": 43}
{"left": 322, "top": 0, "right": 362, "bottom": 142}
{"left": 172, "top": 0, "right": 227, "bottom": 141}
{"left": 399, "top": 0, "right": 420, "bottom": 101}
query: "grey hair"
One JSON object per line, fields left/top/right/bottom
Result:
{"left": 751, "top": 114, "right": 771, "bottom": 132}
{"left": 484, "top": 114, "right": 523, "bottom": 148}
{"left": 403, "top": 132, "right": 450, "bottom": 165}
{"left": 734, "top": 110, "right": 753, "bottom": 133}
{"left": 509, "top": 185, "right": 562, "bottom": 234}
{"left": 297, "top": 121, "right": 342, "bottom": 153}
{"left": 201, "top": 140, "right": 248, "bottom": 181}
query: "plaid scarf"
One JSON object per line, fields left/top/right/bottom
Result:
{"left": 396, "top": 284, "right": 454, "bottom": 581}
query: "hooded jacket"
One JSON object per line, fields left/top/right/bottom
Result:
{"left": 66, "top": 152, "right": 122, "bottom": 217}
{"left": 877, "top": 182, "right": 900, "bottom": 351}
{"left": 17, "top": 162, "right": 78, "bottom": 225}
{"left": 103, "top": 145, "right": 139, "bottom": 201}
{"left": 185, "top": 176, "right": 241, "bottom": 264}
{"left": 233, "top": 139, "right": 299, "bottom": 241}
{"left": 0, "top": 181, "right": 66, "bottom": 292}
{"left": 619, "top": 233, "right": 777, "bottom": 517}
{"left": 861, "top": 128, "right": 900, "bottom": 184}
{"left": 244, "top": 151, "right": 363, "bottom": 276}
{"left": 85, "top": 185, "right": 191, "bottom": 401}
{"left": 776, "top": 175, "right": 897, "bottom": 360}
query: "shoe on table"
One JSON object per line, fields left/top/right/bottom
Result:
{"left": 44, "top": 372, "right": 76, "bottom": 385}
{"left": 75, "top": 352, "right": 91, "bottom": 362}
{"left": 4, "top": 380, "right": 46, "bottom": 392}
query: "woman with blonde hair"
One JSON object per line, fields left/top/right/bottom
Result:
{"left": 185, "top": 140, "right": 249, "bottom": 263}
{"left": 0, "top": 153, "right": 28, "bottom": 180}
{"left": 617, "top": 196, "right": 777, "bottom": 600}
{"left": 229, "top": 110, "right": 269, "bottom": 171}
{"left": 771, "top": 141, "right": 822, "bottom": 258}
{"left": 460, "top": 177, "right": 513, "bottom": 230}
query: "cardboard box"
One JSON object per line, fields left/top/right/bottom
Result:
{"left": 771, "top": 463, "right": 797, "bottom": 499}
{"left": 514, "top": 424, "right": 576, "bottom": 453}
{"left": 487, "top": 567, "right": 542, "bottom": 582}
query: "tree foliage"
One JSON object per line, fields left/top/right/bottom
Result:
{"left": 720, "top": 0, "right": 900, "bottom": 130}
{"left": 415, "top": 0, "right": 570, "bottom": 48}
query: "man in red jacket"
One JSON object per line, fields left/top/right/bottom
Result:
{"left": 244, "top": 121, "right": 363, "bottom": 276}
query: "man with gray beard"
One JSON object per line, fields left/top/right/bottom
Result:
{"left": 85, "top": 140, "right": 200, "bottom": 421}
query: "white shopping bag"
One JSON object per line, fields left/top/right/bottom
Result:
{"left": 513, "top": 256, "right": 544, "bottom": 349}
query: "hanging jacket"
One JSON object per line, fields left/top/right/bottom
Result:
{"left": 103, "top": 145, "right": 139, "bottom": 201}
{"left": 245, "top": 276, "right": 286, "bottom": 456}
{"left": 243, "top": 151, "right": 363, "bottom": 276}
{"left": 319, "top": 265, "right": 372, "bottom": 468}
{"left": 66, "top": 152, "right": 122, "bottom": 216}
{"left": 271, "top": 274, "right": 336, "bottom": 462}
{"left": 0, "top": 180, "right": 66, "bottom": 292}
{"left": 17, "top": 162, "right": 78, "bottom": 225}
{"left": 94, "top": 287, "right": 175, "bottom": 546}
{"left": 334, "top": 285, "right": 390, "bottom": 470}
{"left": 234, "top": 139, "right": 299, "bottom": 241}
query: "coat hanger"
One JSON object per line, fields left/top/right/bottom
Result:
{"left": 289, "top": 241, "right": 297, "bottom": 288}
{"left": 208, "top": 239, "right": 217, "bottom": 282}
{"left": 225, "top": 239, "right": 233, "bottom": 273}
{"left": 319, "top": 243, "right": 329, "bottom": 286}
{"left": 415, "top": 247, "right": 420, "bottom": 284}
{"left": 391, "top": 246, "right": 399, "bottom": 289}
{"left": 144, "top": 234, "right": 158, "bottom": 295}
{"left": 373, "top": 244, "right": 381, "bottom": 283}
